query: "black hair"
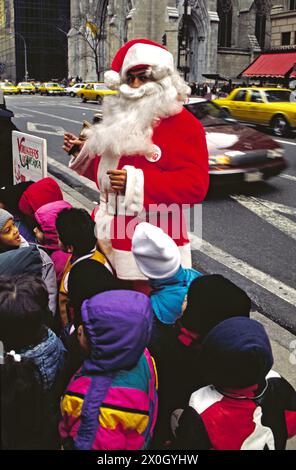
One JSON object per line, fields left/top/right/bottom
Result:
{"left": 55, "top": 208, "right": 96, "bottom": 257}
{"left": 68, "top": 259, "right": 123, "bottom": 328}
{"left": 0, "top": 274, "right": 49, "bottom": 350}
{"left": 0, "top": 355, "right": 56, "bottom": 449}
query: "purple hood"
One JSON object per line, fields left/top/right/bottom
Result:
{"left": 81, "top": 290, "right": 153, "bottom": 373}
{"left": 34, "top": 200, "right": 72, "bottom": 250}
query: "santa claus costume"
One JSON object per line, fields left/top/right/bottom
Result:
{"left": 68, "top": 39, "right": 209, "bottom": 280}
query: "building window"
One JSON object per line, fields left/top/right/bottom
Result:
{"left": 290, "top": 0, "right": 296, "bottom": 10}
{"left": 282, "top": 32, "right": 291, "bottom": 46}
{"left": 255, "top": 13, "right": 266, "bottom": 49}
{"left": 254, "top": 0, "right": 269, "bottom": 49}
{"left": 217, "top": 0, "right": 232, "bottom": 47}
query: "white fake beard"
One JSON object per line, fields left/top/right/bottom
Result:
{"left": 84, "top": 75, "right": 186, "bottom": 159}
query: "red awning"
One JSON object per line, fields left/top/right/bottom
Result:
{"left": 240, "top": 52, "right": 296, "bottom": 78}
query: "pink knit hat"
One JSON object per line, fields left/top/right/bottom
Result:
{"left": 104, "top": 38, "right": 175, "bottom": 89}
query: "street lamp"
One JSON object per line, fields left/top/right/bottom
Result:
{"left": 9, "top": 31, "right": 28, "bottom": 81}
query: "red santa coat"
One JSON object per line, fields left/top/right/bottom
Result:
{"left": 69, "top": 108, "right": 209, "bottom": 280}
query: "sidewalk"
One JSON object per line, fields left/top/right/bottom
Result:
{"left": 50, "top": 169, "right": 296, "bottom": 450}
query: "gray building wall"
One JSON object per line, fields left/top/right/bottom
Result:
{"left": 68, "top": 1, "right": 286, "bottom": 83}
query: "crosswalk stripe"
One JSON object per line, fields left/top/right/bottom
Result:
{"left": 12, "top": 106, "right": 82, "bottom": 124}
{"left": 280, "top": 173, "right": 296, "bottom": 183}
{"left": 189, "top": 233, "right": 296, "bottom": 308}
{"left": 275, "top": 139, "right": 296, "bottom": 146}
{"left": 231, "top": 194, "right": 296, "bottom": 241}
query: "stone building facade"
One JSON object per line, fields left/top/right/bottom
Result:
{"left": 270, "top": 1, "right": 296, "bottom": 48}
{"left": 68, "top": 1, "right": 286, "bottom": 83}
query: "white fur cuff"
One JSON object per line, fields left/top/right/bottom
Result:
{"left": 122, "top": 165, "right": 144, "bottom": 215}
{"left": 104, "top": 70, "right": 121, "bottom": 90}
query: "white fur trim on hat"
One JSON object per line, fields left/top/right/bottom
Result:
{"left": 121, "top": 43, "right": 174, "bottom": 79}
{"left": 132, "top": 222, "right": 181, "bottom": 279}
{"left": 104, "top": 70, "right": 121, "bottom": 90}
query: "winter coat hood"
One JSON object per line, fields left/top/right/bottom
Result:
{"left": 150, "top": 266, "right": 202, "bottom": 325}
{"left": 200, "top": 316, "right": 274, "bottom": 389}
{"left": 18, "top": 177, "right": 63, "bottom": 218}
{"left": 0, "top": 245, "right": 41, "bottom": 275}
{"left": 81, "top": 290, "right": 153, "bottom": 373}
{"left": 35, "top": 200, "right": 72, "bottom": 250}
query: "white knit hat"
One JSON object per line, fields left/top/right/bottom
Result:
{"left": 132, "top": 222, "right": 181, "bottom": 279}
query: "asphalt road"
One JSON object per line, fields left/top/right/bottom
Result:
{"left": 5, "top": 94, "right": 296, "bottom": 333}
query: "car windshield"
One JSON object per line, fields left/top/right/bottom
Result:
{"left": 185, "top": 100, "right": 236, "bottom": 127}
{"left": 264, "top": 90, "right": 291, "bottom": 102}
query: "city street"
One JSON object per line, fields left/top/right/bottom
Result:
{"left": 6, "top": 93, "right": 296, "bottom": 333}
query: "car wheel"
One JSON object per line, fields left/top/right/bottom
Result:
{"left": 96, "top": 95, "right": 102, "bottom": 105}
{"left": 70, "top": 92, "right": 75, "bottom": 97}
{"left": 271, "top": 115, "right": 290, "bottom": 137}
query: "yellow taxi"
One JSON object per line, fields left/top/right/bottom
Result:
{"left": 213, "top": 87, "right": 296, "bottom": 136}
{"left": 0, "top": 82, "right": 20, "bottom": 94}
{"left": 39, "top": 82, "right": 66, "bottom": 96}
{"left": 77, "top": 83, "right": 117, "bottom": 103}
{"left": 17, "top": 82, "right": 36, "bottom": 94}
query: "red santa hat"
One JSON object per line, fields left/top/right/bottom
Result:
{"left": 104, "top": 38, "right": 175, "bottom": 89}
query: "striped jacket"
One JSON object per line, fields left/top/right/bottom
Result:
{"left": 59, "top": 349, "right": 158, "bottom": 450}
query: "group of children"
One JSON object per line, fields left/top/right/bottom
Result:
{"left": 0, "top": 178, "right": 296, "bottom": 450}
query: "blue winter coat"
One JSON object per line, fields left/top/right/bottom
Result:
{"left": 20, "top": 328, "right": 66, "bottom": 390}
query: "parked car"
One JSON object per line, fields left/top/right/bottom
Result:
{"left": 39, "top": 82, "right": 66, "bottom": 95}
{"left": 33, "top": 82, "right": 42, "bottom": 93}
{"left": 66, "top": 83, "right": 86, "bottom": 97}
{"left": 17, "top": 82, "right": 36, "bottom": 94}
{"left": 213, "top": 87, "right": 296, "bottom": 137}
{"left": 184, "top": 97, "right": 287, "bottom": 185}
{"left": 0, "top": 82, "right": 20, "bottom": 95}
{"left": 77, "top": 83, "right": 117, "bottom": 103}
